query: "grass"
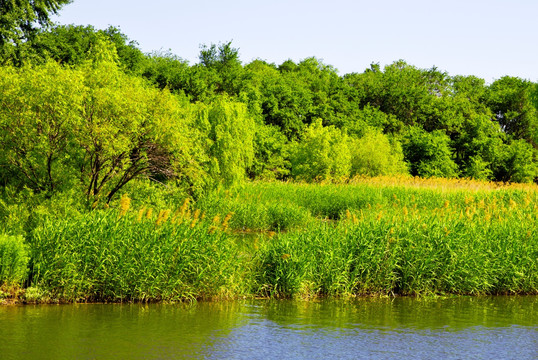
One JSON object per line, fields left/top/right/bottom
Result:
{"left": 256, "top": 203, "right": 537, "bottom": 298}
{"left": 27, "top": 201, "right": 248, "bottom": 302}
{"left": 0, "top": 234, "right": 29, "bottom": 302}
{"left": 1, "top": 176, "right": 537, "bottom": 303}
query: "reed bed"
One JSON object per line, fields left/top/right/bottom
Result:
{"left": 27, "top": 199, "right": 248, "bottom": 302}
{"left": 255, "top": 184, "right": 538, "bottom": 297}
{"left": 2, "top": 176, "right": 537, "bottom": 302}
{"left": 0, "top": 234, "right": 29, "bottom": 300}
{"left": 200, "top": 178, "right": 538, "bottom": 224}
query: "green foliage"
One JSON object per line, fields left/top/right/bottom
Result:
{"left": 0, "top": 61, "right": 85, "bottom": 193}
{"left": 343, "top": 105, "right": 401, "bottom": 136}
{"left": 0, "top": 46, "right": 200, "bottom": 203}
{"left": 77, "top": 53, "right": 197, "bottom": 202}
{"left": 0, "top": 234, "right": 29, "bottom": 287}
{"left": 1, "top": 21, "right": 537, "bottom": 185}
{"left": 402, "top": 127, "right": 459, "bottom": 178}
{"left": 493, "top": 140, "right": 537, "bottom": 183}
{"left": 242, "top": 60, "right": 312, "bottom": 138}
{"left": 142, "top": 51, "right": 190, "bottom": 94}
{"left": 345, "top": 61, "right": 449, "bottom": 129}
{"left": 30, "top": 25, "right": 148, "bottom": 74}
{"left": 249, "top": 123, "right": 290, "bottom": 180}
{"left": 349, "top": 130, "right": 408, "bottom": 177}
{"left": 464, "top": 155, "right": 493, "bottom": 181}
{"left": 198, "top": 41, "right": 243, "bottom": 96}
{"left": 487, "top": 76, "right": 538, "bottom": 147}
{"left": 0, "top": 0, "right": 72, "bottom": 65}
{"left": 290, "top": 119, "right": 351, "bottom": 181}
{"left": 0, "top": 185, "right": 84, "bottom": 240}
{"left": 194, "top": 97, "right": 255, "bottom": 186}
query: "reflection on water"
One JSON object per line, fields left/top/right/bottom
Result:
{"left": 1, "top": 297, "right": 536, "bottom": 359}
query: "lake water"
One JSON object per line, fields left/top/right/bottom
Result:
{"left": 1, "top": 296, "right": 536, "bottom": 359}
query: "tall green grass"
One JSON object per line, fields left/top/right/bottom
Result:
{"left": 0, "top": 234, "right": 29, "bottom": 292}
{"left": 195, "top": 185, "right": 312, "bottom": 232}
{"left": 254, "top": 187, "right": 538, "bottom": 297}
{"left": 3, "top": 177, "right": 537, "bottom": 302}
{"left": 28, "top": 206, "right": 248, "bottom": 302}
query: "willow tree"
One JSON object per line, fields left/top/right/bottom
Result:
{"left": 290, "top": 119, "right": 351, "bottom": 181}
{"left": 193, "top": 97, "right": 255, "bottom": 186}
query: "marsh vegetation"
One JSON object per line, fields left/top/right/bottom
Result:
{"left": 1, "top": 177, "right": 536, "bottom": 303}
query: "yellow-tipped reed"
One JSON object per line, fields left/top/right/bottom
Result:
{"left": 222, "top": 213, "right": 233, "bottom": 231}
{"left": 212, "top": 214, "right": 221, "bottom": 225}
{"left": 145, "top": 208, "right": 153, "bottom": 219}
{"left": 155, "top": 209, "right": 171, "bottom": 226}
{"left": 376, "top": 210, "right": 383, "bottom": 221}
{"left": 136, "top": 207, "right": 146, "bottom": 222}
{"left": 118, "top": 194, "right": 131, "bottom": 218}
{"left": 179, "top": 198, "right": 190, "bottom": 217}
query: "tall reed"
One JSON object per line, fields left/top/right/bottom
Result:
{"left": 28, "top": 205, "right": 247, "bottom": 302}
{"left": 253, "top": 180, "right": 538, "bottom": 297}
{"left": 0, "top": 234, "right": 29, "bottom": 292}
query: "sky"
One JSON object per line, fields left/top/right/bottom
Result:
{"left": 52, "top": 0, "right": 537, "bottom": 83}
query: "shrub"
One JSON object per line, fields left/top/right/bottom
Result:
{"left": 290, "top": 119, "right": 351, "bottom": 181}
{"left": 349, "top": 130, "right": 408, "bottom": 177}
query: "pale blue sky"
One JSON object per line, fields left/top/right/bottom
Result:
{"left": 52, "top": 0, "right": 537, "bottom": 82}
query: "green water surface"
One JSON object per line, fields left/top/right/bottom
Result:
{"left": 1, "top": 296, "right": 536, "bottom": 359}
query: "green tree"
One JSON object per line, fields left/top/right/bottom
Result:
{"left": 402, "top": 126, "right": 458, "bottom": 178}
{"left": 249, "top": 123, "right": 290, "bottom": 180}
{"left": 198, "top": 41, "right": 244, "bottom": 96}
{"left": 241, "top": 59, "right": 312, "bottom": 139}
{"left": 345, "top": 61, "right": 450, "bottom": 131}
{"left": 292, "top": 57, "right": 362, "bottom": 128}
{"left": 486, "top": 76, "right": 538, "bottom": 147}
{"left": 142, "top": 51, "right": 190, "bottom": 94}
{"left": 349, "top": 130, "right": 408, "bottom": 177}
{"left": 0, "top": 61, "right": 84, "bottom": 194}
{"left": 493, "top": 140, "right": 537, "bottom": 183}
{"left": 437, "top": 75, "right": 500, "bottom": 179}
{"left": 78, "top": 64, "right": 191, "bottom": 202}
{"left": 193, "top": 97, "right": 255, "bottom": 186}
{"left": 290, "top": 119, "right": 351, "bottom": 181}
{"left": 29, "top": 24, "right": 147, "bottom": 73}
{"left": 0, "top": 0, "right": 71, "bottom": 65}
{"left": 0, "top": 38, "right": 199, "bottom": 203}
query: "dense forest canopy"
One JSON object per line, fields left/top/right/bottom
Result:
{"left": 0, "top": 17, "right": 537, "bottom": 203}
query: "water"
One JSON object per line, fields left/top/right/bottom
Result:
{"left": 1, "top": 296, "right": 536, "bottom": 359}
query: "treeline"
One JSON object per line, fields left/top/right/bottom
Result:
{"left": 1, "top": 24, "right": 537, "bottom": 203}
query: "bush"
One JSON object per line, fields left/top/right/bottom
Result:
{"left": 290, "top": 119, "right": 351, "bottom": 181}
{"left": 349, "top": 130, "right": 408, "bottom": 177}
